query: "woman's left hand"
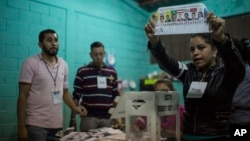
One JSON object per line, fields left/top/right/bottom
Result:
{"left": 207, "top": 12, "right": 226, "bottom": 42}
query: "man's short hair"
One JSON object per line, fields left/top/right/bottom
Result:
{"left": 39, "top": 29, "right": 57, "bottom": 42}
{"left": 90, "top": 41, "right": 104, "bottom": 50}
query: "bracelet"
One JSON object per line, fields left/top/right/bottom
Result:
{"left": 220, "top": 34, "right": 228, "bottom": 45}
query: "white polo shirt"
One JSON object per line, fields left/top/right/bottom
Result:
{"left": 19, "top": 54, "right": 68, "bottom": 128}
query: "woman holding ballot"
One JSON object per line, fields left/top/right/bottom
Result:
{"left": 144, "top": 12, "right": 245, "bottom": 141}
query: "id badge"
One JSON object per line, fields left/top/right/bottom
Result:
{"left": 186, "top": 81, "right": 207, "bottom": 98}
{"left": 51, "top": 89, "right": 61, "bottom": 104}
{"left": 97, "top": 76, "right": 107, "bottom": 88}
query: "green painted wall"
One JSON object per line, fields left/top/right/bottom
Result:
{"left": 0, "top": 0, "right": 150, "bottom": 140}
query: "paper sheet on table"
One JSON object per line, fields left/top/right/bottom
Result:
{"left": 153, "top": 3, "right": 210, "bottom": 35}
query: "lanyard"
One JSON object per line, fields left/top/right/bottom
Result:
{"left": 200, "top": 71, "right": 207, "bottom": 82}
{"left": 43, "top": 60, "right": 59, "bottom": 87}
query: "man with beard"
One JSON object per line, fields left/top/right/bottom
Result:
{"left": 17, "top": 29, "right": 86, "bottom": 141}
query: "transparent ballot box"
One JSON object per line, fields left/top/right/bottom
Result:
{"left": 110, "top": 91, "right": 180, "bottom": 141}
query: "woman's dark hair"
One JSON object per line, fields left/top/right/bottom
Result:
{"left": 198, "top": 11, "right": 203, "bottom": 17}
{"left": 191, "top": 33, "right": 215, "bottom": 48}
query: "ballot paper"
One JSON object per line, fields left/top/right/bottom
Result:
{"left": 153, "top": 3, "right": 210, "bottom": 35}
{"left": 60, "top": 127, "right": 125, "bottom": 141}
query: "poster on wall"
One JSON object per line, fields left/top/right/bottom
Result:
{"left": 153, "top": 3, "right": 210, "bottom": 35}
{"left": 105, "top": 51, "right": 116, "bottom": 67}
